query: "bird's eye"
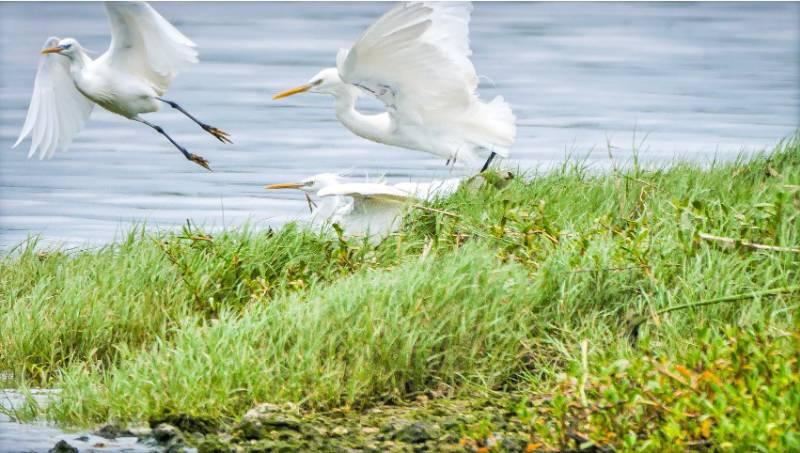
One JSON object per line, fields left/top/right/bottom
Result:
{"left": 311, "top": 79, "right": 323, "bottom": 86}
{"left": 62, "top": 44, "right": 72, "bottom": 50}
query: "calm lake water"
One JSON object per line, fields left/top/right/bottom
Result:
{"left": 0, "top": 2, "right": 798, "bottom": 250}
{"left": 0, "top": 2, "right": 798, "bottom": 450}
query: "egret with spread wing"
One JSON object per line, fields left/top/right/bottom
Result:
{"left": 273, "top": 2, "right": 516, "bottom": 172}
{"left": 265, "top": 173, "right": 462, "bottom": 238}
{"left": 14, "top": 1, "right": 231, "bottom": 170}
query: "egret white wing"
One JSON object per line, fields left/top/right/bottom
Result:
{"left": 393, "top": 177, "right": 462, "bottom": 200}
{"left": 317, "top": 182, "right": 416, "bottom": 204}
{"left": 346, "top": 197, "right": 407, "bottom": 237}
{"left": 318, "top": 183, "right": 411, "bottom": 238}
{"left": 14, "top": 37, "right": 95, "bottom": 160}
{"left": 103, "top": 1, "right": 198, "bottom": 95}
{"left": 337, "top": 2, "right": 476, "bottom": 121}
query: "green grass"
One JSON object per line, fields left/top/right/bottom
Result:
{"left": 1, "top": 137, "right": 798, "bottom": 450}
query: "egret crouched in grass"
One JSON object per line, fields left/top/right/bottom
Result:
{"left": 273, "top": 1, "right": 516, "bottom": 172}
{"left": 265, "top": 173, "right": 463, "bottom": 238}
{"left": 14, "top": 1, "right": 231, "bottom": 170}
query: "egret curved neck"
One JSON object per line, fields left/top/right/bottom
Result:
{"left": 334, "top": 87, "right": 392, "bottom": 144}
{"left": 67, "top": 51, "right": 93, "bottom": 78}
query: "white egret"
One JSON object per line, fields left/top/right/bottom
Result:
{"left": 13, "top": 1, "right": 231, "bottom": 170}
{"left": 272, "top": 1, "right": 516, "bottom": 172}
{"left": 265, "top": 173, "right": 462, "bottom": 238}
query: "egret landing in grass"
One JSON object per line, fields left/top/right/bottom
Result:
{"left": 265, "top": 173, "right": 463, "bottom": 239}
{"left": 14, "top": 1, "right": 231, "bottom": 171}
{"left": 273, "top": 1, "right": 516, "bottom": 172}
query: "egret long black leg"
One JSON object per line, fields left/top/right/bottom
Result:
{"left": 134, "top": 117, "right": 211, "bottom": 170}
{"left": 480, "top": 151, "right": 497, "bottom": 173}
{"left": 157, "top": 98, "right": 232, "bottom": 144}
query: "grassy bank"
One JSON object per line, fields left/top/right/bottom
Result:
{"left": 1, "top": 138, "right": 799, "bottom": 450}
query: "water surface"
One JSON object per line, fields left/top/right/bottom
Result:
{"left": 1, "top": 2, "right": 798, "bottom": 250}
{"left": 1, "top": 389, "right": 155, "bottom": 452}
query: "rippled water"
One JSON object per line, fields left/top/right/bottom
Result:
{"left": 0, "top": 389, "right": 157, "bottom": 452}
{"left": 0, "top": 2, "right": 797, "bottom": 250}
{"left": 0, "top": 2, "right": 798, "bottom": 450}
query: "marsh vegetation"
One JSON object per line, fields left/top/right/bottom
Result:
{"left": 2, "top": 139, "right": 799, "bottom": 451}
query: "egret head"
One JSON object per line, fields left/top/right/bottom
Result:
{"left": 264, "top": 173, "right": 342, "bottom": 193}
{"left": 272, "top": 68, "right": 344, "bottom": 100}
{"left": 40, "top": 38, "right": 82, "bottom": 59}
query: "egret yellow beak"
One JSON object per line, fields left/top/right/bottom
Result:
{"left": 264, "top": 182, "right": 305, "bottom": 190}
{"left": 41, "top": 47, "right": 63, "bottom": 55}
{"left": 273, "top": 83, "right": 312, "bottom": 100}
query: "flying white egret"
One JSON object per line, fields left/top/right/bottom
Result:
{"left": 265, "top": 173, "right": 462, "bottom": 238}
{"left": 13, "top": 1, "right": 231, "bottom": 170}
{"left": 272, "top": 1, "right": 516, "bottom": 172}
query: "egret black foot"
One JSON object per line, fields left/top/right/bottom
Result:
{"left": 202, "top": 124, "right": 232, "bottom": 144}
{"left": 188, "top": 153, "right": 212, "bottom": 171}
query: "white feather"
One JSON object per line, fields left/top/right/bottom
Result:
{"left": 102, "top": 1, "right": 198, "bottom": 96}
{"left": 317, "top": 182, "right": 415, "bottom": 203}
{"left": 13, "top": 37, "right": 94, "bottom": 160}
{"left": 393, "top": 177, "right": 463, "bottom": 200}
{"left": 316, "top": 182, "right": 411, "bottom": 239}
